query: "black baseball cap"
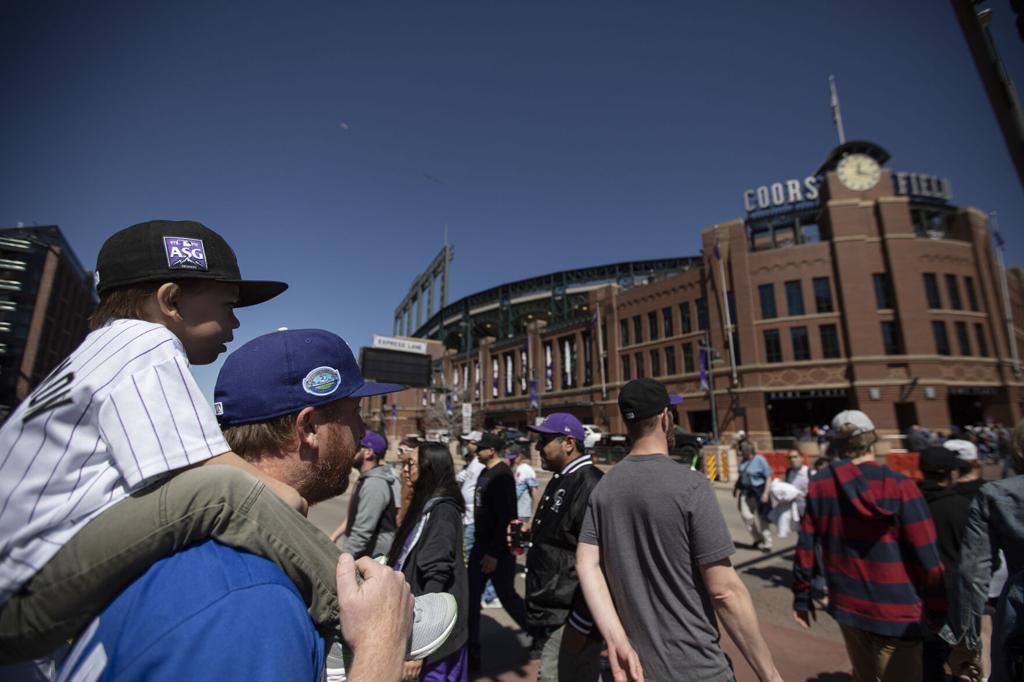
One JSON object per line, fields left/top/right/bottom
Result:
{"left": 477, "top": 433, "right": 505, "bottom": 451}
{"left": 95, "top": 220, "right": 288, "bottom": 307}
{"left": 918, "top": 446, "right": 959, "bottom": 474}
{"left": 618, "top": 378, "right": 683, "bottom": 422}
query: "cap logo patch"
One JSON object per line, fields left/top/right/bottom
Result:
{"left": 303, "top": 366, "right": 341, "bottom": 396}
{"left": 214, "top": 401, "right": 224, "bottom": 416}
{"left": 163, "top": 236, "right": 208, "bottom": 271}
{"left": 624, "top": 411, "right": 635, "bottom": 420}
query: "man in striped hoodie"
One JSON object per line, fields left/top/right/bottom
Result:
{"left": 792, "top": 409, "right": 946, "bottom": 682}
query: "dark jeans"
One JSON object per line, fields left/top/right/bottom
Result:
{"left": 922, "top": 632, "right": 949, "bottom": 681}
{"left": 467, "top": 545, "right": 527, "bottom": 658}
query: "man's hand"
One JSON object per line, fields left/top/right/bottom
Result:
{"left": 792, "top": 609, "right": 814, "bottom": 629}
{"left": 401, "top": 660, "right": 422, "bottom": 681}
{"left": 336, "top": 553, "right": 413, "bottom": 681}
{"left": 606, "top": 635, "right": 644, "bottom": 682}
{"left": 481, "top": 553, "right": 498, "bottom": 575}
{"left": 506, "top": 521, "right": 531, "bottom": 546}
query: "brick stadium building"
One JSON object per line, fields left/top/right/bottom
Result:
{"left": 364, "top": 142, "right": 1024, "bottom": 448}
{"left": 0, "top": 226, "right": 96, "bottom": 421}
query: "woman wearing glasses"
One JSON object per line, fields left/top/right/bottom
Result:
{"left": 388, "top": 443, "right": 469, "bottom": 682}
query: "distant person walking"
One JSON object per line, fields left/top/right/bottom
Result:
{"left": 735, "top": 440, "right": 773, "bottom": 551}
{"left": 792, "top": 409, "right": 946, "bottom": 682}
{"left": 388, "top": 442, "right": 469, "bottom": 682}
{"left": 942, "top": 419, "right": 1024, "bottom": 682}
{"left": 523, "top": 413, "right": 604, "bottom": 681}
{"left": 578, "top": 379, "right": 782, "bottom": 682}
{"left": 332, "top": 430, "right": 399, "bottom": 559}
{"left": 466, "top": 433, "right": 527, "bottom": 671}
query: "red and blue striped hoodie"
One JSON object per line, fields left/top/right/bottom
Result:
{"left": 792, "top": 459, "right": 946, "bottom": 638}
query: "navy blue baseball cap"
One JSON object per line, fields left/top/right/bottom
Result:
{"left": 527, "top": 413, "right": 586, "bottom": 443}
{"left": 214, "top": 329, "right": 404, "bottom": 426}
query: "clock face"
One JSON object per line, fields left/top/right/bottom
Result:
{"left": 836, "top": 153, "right": 881, "bottom": 191}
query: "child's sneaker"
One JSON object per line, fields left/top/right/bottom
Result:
{"left": 407, "top": 592, "right": 458, "bottom": 660}
{"left": 351, "top": 558, "right": 459, "bottom": 662}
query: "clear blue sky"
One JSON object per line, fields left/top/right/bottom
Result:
{"left": 3, "top": 1, "right": 1022, "bottom": 396}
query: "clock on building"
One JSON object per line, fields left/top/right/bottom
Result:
{"left": 836, "top": 153, "right": 881, "bottom": 191}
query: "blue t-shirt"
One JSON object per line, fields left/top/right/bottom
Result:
{"left": 58, "top": 541, "right": 325, "bottom": 682}
{"left": 738, "top": 454, "right": 772, "bottom": 490}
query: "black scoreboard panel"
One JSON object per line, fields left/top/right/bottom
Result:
{"left": 359, "top": 347, "right": 432, "bottom": 388}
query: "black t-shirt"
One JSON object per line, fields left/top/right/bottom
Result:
{"left": 473, "top": 461, "right": 516, "bottom": 557}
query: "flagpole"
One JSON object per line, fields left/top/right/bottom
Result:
{"left": 715, "top": 232, "right": 739, "bottom": 386}
{"left": 829, "top": 75, "right": 846, "bottom": 145}
{"left": 595, "top": 304, "right": 609, "bottom": 400}
{"left": 991, "top": 211, "right": 1022, "bottom": 377}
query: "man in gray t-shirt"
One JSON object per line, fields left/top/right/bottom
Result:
{"left": 577, "top": 378, "right": 781, "bottom": 682}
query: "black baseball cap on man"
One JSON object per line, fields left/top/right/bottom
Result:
{"left": 918, "top": 446, "right": 959, "bottom": 474}
{"left": 95, "top": 220, "right": 288, "bottom": 307}
{"left": 618, "top": 378, "right": 683, "bottom": 422}
{"left": 476, "top": 433, "right": 505, "bottom": 452}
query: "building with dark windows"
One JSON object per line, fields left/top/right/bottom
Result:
{"left": 0, "top": 226, "right": 97, "bottom": 420}
{"left": 365, "top": 142, "right": 1023, "bottom": 449}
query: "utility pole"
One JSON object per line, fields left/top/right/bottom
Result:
{"left": 699, "top": 331, "right": 720, "bottom": 443}
{"left": 951, "top": 0, "right": 1024, "bottom": 191}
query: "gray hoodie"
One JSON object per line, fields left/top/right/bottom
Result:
{"left": 342, "top": 464, "right": 399, "bottom": 559}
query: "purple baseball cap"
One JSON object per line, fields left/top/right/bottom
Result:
{"left": 527, "top": 413, "right": 586, "bottom": 443}
{"left": 360, "top": 431, "right": 388, "bottom": 457}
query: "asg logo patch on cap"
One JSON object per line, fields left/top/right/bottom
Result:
{"left": 163, "top": 236, "right": 208, "bottom": 271}
{"left": 303, "top": 366, "right": 341, "bottom": 396}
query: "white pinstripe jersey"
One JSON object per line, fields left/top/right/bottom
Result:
{"left": 0, "top": 319, "right": 230, "bottom": 603}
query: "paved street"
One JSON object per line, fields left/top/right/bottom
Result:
{"left": 308, "top": 461, "right": 855, "bottom": 681}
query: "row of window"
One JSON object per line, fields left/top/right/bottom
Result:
{"left": 762, "top": 324, "right": 842, "bottom": 363}
{"left": 923, "top": 273, "right": 981, "bottom": 312}
{"left": 467, "top": 319, "right": 994, "bottom": 395}
{"left": 620, "top": 298, "right": 708, "bottom": 346}
{"left": 757, "top": 277, "right": 834, "bottom": 319}
{"left": 621, "top": 341, "right": 705, "bottom": 381}
{"left": 932, "top": 320, "right": 990, "bottom": 357}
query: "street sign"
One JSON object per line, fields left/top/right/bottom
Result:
{"left": 359, "top": 347, "right": 432, "bottom": 388}
{"left": 462, "top": 403, "right": 472, "bottom": 433}
{"left": 373, "top": 335, "right": 428, "bottom": 355}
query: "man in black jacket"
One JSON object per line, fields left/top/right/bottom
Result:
{"left": 523, "top": 413, "right": 604, "bottom": 681}
{"left": 467, "top": 432, "right": 527, "bottom": 670}
{"left": 917, "top": 446, "right": 981, "bottom": 680}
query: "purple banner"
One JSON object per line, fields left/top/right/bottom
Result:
{"left": 699, "top": 349, "right": 709, "bottom": 392}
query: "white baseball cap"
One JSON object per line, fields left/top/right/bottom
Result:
{"left": 831, "top": 410, "right": 875, "bottom": 437}
{"left": 460, "top": 430, "right": 483, "bottom": 443}
{"left": 943, "top": 439, "right": 978, "bottom": 462}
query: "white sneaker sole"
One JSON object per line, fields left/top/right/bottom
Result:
{"left": 407, "top": 592, "right": 459, "bottom": 661}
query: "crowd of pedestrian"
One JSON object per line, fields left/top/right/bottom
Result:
{"left": 1, "top": 218, "right": 1023, "bottom": 682}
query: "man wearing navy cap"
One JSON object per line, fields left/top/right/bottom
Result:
{"left": 522, "top": 413, "right": 604, "bottom": 681}
{"left": 333, "top": 430, "right": 399, "bottom": 559}
{"left": 59, "top": 329, "right": 456, "bottom": 682}
{"left": 577, "top": 378, "right": 781, "bottom": 682}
